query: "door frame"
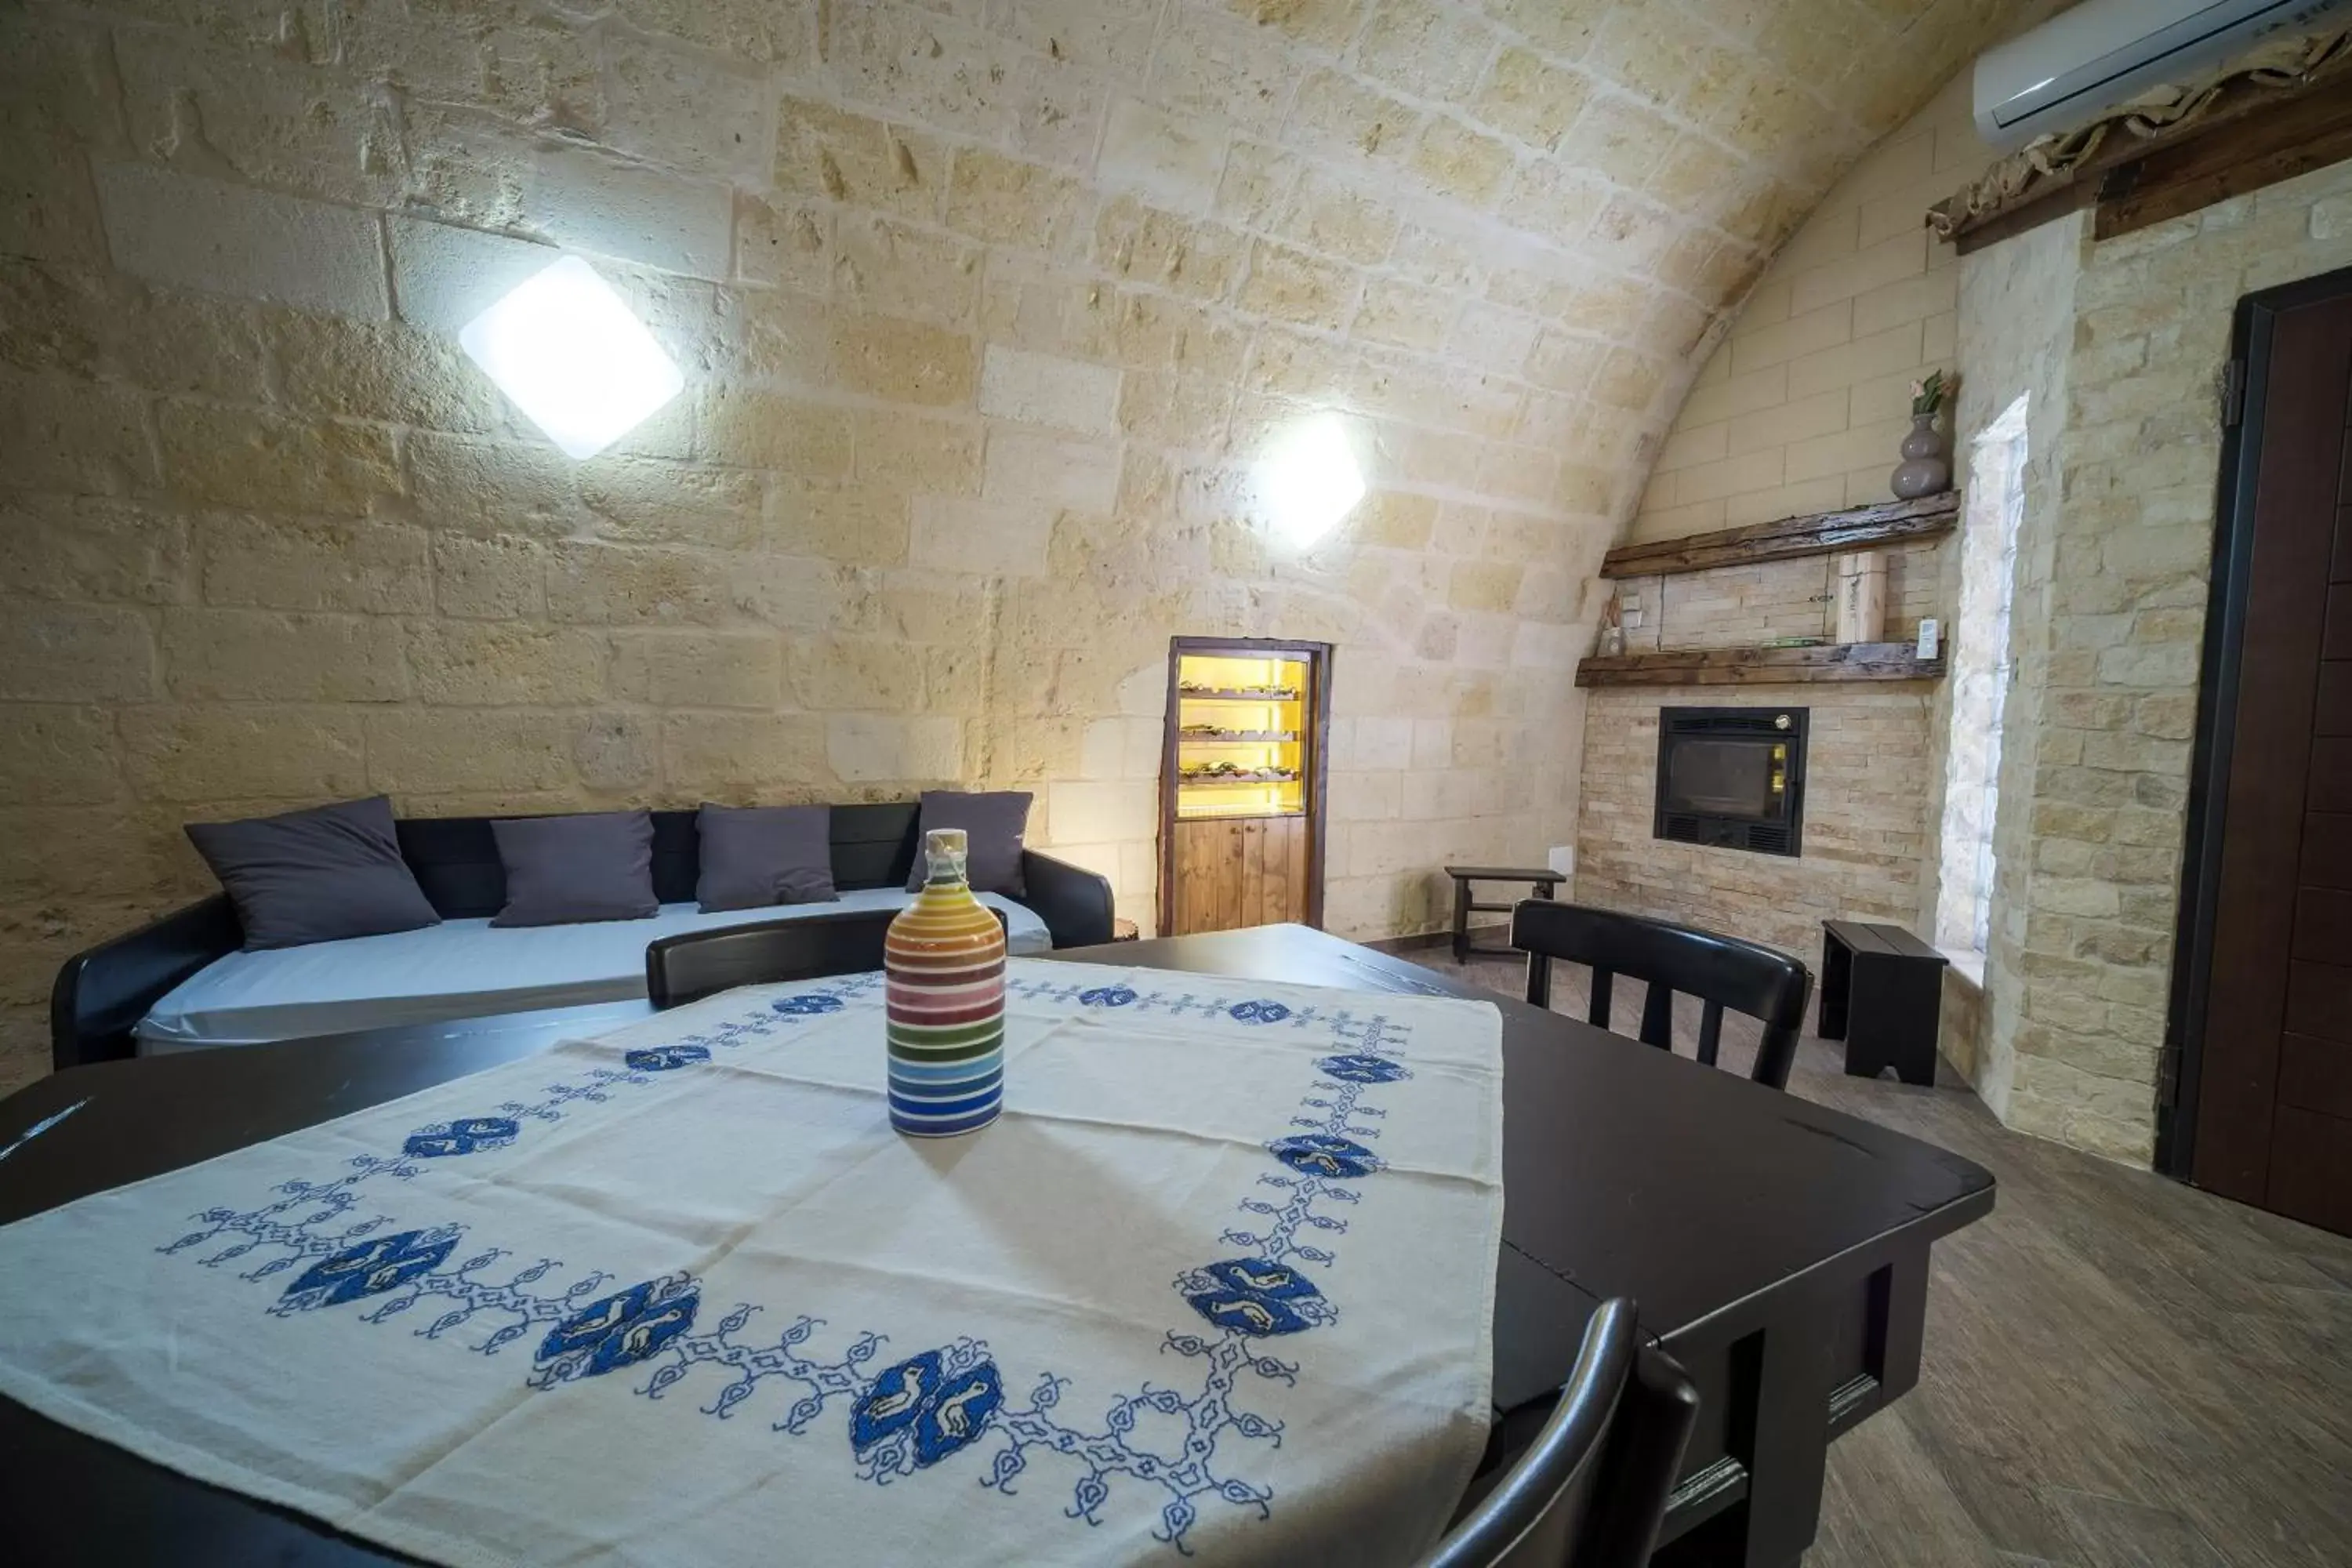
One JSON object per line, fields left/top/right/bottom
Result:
{"left": 2160, "top": 262, "right": 2352, "bottom": 1180}
{"left": 1156, "top": 636, "right": 1334, "bottom": 936}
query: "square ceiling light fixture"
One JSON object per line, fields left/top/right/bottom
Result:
{"left": 1254, "top": 412, "right": 1366, "bottom": 550}
{"left": 459, "top": 255, "right": 684, "bottom": 459}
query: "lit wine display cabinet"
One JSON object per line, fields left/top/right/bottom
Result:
{"left": 1157, "top": 637, "right": 1332, "bottom": 936}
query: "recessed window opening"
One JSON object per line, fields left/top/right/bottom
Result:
{"left": 1936, "top": 394, "right": 2028, "bottom": 956}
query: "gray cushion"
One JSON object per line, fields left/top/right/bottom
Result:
{"left": 695, "top": 803, "right": 838, "bottom": 912}
{"left": 186, "top": 796, "right": 441, "bottom": 952}
{"left": 905, "top": 790, "right": 1032, "bottom": 896}
{"left": 490, "top": 811, "right": 658, "bottom": 927}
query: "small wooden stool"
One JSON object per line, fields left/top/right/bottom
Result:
{"left": 1445, "top": 865, "right": 1564, "bottom": 961}
{"left": 1820, "top": 920, "right": 1948, "bottom": 1085}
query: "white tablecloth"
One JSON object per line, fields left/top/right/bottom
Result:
{"left": 0, "top": 961, "right": 1505, "bottom": 1566}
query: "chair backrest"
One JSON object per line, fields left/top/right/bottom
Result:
{"left": 646, "top": 907, "right": 1011, "bottom": 1009}
{"left": 1581, "top": 1339, "right": 1703, "bottom": 1566}
{"left": 1510, "top": 901, "right": 1813, "bottom": 1090}
{"left": 1420, "top": 1297, "right": 1697, "bottom": 1568}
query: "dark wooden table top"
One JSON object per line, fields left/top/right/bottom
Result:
{"left": 1078, "top": 929, "right": 1993, "bottom": 1345}
{"left": 0, "top": 923, "right": 1994, "bottom": 1566}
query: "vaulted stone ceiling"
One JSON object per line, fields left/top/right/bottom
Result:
{"left": 0, "top": 0, "right": 2050, "bottom": 1077}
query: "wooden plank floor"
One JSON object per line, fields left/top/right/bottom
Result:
{"left": 1425, "top": 949, "right": 2352, "bottom": 1568}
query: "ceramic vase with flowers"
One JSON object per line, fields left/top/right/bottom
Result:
{"left": 1890, "top": 369, "right": 1955, "bottom": 499}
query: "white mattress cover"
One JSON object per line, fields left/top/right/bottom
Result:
{"left": 136, "top": 890, "right": 1052, "bottom": 1051}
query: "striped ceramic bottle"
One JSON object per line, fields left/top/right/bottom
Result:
{"left": 883, "top": 828, "right": 1007, "bottom": 1136}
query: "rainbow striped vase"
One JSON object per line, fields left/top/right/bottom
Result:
{"left": 883, "top": 828, "right": 1007, "bottom": 1137}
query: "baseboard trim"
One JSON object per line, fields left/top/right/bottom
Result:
{"left": 1360, "top": 924, "right": 1513, "bottom": 958}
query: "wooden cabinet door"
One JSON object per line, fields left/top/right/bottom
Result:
{"left": 1258, "top": 815, "right": 1308, "bottom": 925}
{"left": 1239, "top": 821, "right": 1266, "bottom": 924}
{"left": 1216, "top": 820, "right": 1247, "bottom": 931}
{"left": 1168, "top": 817, "right": 1311, "bottom": 933}
{"left": 1170, "top": 819, "right": 1207, "bottom": 935}
{"left": 1170, "top": 818, "right": 1243, "bottom": 935}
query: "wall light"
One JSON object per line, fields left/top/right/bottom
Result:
{"left": 459, "top": 256, "right": 684, "bottom": 459}
{"left": 1254, "top": 412, "right": 1366, "bottom": 550}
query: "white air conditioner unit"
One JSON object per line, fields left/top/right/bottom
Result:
{"left": 1973, "top": 0, "right": 2350, "bottom": 149}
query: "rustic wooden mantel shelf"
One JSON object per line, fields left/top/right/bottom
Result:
{"left": 1576, "top": 641, "right": 1946, "bottom": 688}
{"left": 1599, "top": 492, "right": 1960, "bottom": 579}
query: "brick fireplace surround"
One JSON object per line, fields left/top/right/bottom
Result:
{"left": 1576, "top": 679, "right": 1933, "bottom": 970}
{"left": 1575, "top": 523, "right": 1944, "bottom": 970}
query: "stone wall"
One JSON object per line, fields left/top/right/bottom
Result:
{"left": 1628, "top": 72, "right": 1988, "bottom": 541}
{"left": 1947, "top": 209, "right": 2081, "bottom": 1131}
{"left": 1591, "top": 26, "right": 2352, "bottom": 1165}
{"left": 1577, "top": 683, "right": 1932, "bottom": 966}
{"left": 0, "top": 2, "right": 2041, "bottom": 1089}
{"left": 1578, "top": 74, "right": 1983, "bottom": 1017}
{"left": 1981, "top": 162, "right": 2352, "bottom": 1163}
{"left": 1613, "top": 540, "right": 1939, "bottom": 652}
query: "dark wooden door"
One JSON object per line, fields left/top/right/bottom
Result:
{"left": 2188, "top": 281, "right": 2352, "bottom": 1236}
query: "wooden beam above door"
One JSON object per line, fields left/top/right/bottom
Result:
{"left": 1931, "top": 31, "right": 2352, "bottom": 257}
{"left": 2095, "top": 85, "right": 2352, "bottom": 241}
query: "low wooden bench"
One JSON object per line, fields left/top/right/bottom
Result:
{"left": 1444, "top": 865, "right": 1564, "bottom": 962}
{"left": 1820, "top": 920, "right": 1949, "bottom": 1086}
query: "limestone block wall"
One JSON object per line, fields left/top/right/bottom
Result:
{"left": 1593, "top": 77, "right": 1984, "bottom": 999}
{"left": 1593, "top": 26, "right": 2352, "bottom": 1166}
{"left": 1982, "top": 162, "right": 2352, "bottom": 1163}
{"left": 0, "top": 0, "right": 2045, "bottom": 1091}
{"left": 1948, "top": 211, "right": 2080, "bottom": 1134}
{"left": 1576, "top": 684, "right": 1933, "bottom": 964}
{"left": 1612, "top": 539, "right": 1940, "bottom": 652}
{"left": 1628, "top": 73, "right": 1992, "bottom": 541}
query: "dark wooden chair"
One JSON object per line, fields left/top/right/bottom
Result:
{"left": 1510, "top": 901, "right": 1814, "bottom": 1091}
{"left": 644, "top": 907, "right": 1005, "bottom": 1009}
{"left": 1421, "top": 1298, "right": 1698, "bottom": 1568}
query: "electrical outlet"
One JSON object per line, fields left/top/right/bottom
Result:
{"left": 1547, "top": 845, "right": 1575, "bottom": 877}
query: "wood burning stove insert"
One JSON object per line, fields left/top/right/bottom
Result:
{"left": 1653, "top": 706, "right": 1807, "bottom": 857}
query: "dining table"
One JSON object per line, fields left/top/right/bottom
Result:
{"left": 0, "top": 923, "right": 1994, "bottom": 1566}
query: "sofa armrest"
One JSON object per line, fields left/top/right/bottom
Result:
{"left": 1018, "top": 851, "right": 1116, "bottom": 949}
{"left": 49, "top": 895, "right": 241, "bottom": 1070}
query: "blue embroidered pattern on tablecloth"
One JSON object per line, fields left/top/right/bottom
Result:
{"left": 625, "top": 1044, "right": 710, "bottom": 1072}
{"left": 773, "top": 993, "right": 845, "bottom": 1016}
{"left": 851, "top": 1341, "right": 1007, "bottom": 1478}
{"left": 274, "top": 1227, "right": 462, "bottom": 1311}
{"left": 533, "top": 1275, "right": 701, "bottom": 1385}
{"left": 403, "top": 1117, "right": 521, "bottom": 1160}
{"left": 1174, "top": 1258, "right": 1336, "bottom": 1337}
{"left": 160, "top": 975, "right": 1430, "bottom": 1554}
{"left": 387, "top": 975, "right": 880, "bottom": 1162}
